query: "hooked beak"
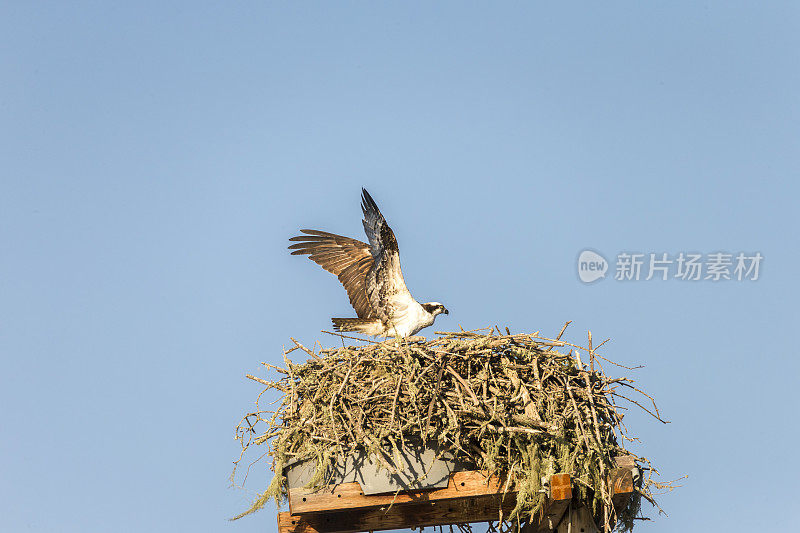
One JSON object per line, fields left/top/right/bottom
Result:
{"left": 443, "top": 308, "right": 449, "bottom": 315}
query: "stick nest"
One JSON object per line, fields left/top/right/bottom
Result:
{"left": 233, "top": 326, "right": 674, "bottom": 532}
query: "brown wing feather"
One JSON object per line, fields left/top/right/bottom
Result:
{"left": 288, "top": 229, "right": 375, "bottom": 318}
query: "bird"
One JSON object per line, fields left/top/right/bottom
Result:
{"left": 288, "top": 188, "right": 449, "bottom": 338}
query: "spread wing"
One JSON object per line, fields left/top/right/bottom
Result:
{"left": 360, "top": 189, "right": 411, "bottom": 323}
{"left": 288, "top": 229, "right": 375, "bottom": 318}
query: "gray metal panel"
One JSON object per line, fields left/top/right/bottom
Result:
{"left": 284, "top": 444, "right": 472, "bottom": 495}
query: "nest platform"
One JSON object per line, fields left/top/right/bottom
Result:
{"left": 233, "top": 326, "right": 671, "bottom": 532}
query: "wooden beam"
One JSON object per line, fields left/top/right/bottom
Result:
{"left": 280, "top": 452, "right": 639, "bottom": 533}
{"left": 279, "top": 466, "right": 636, "bottom": 533}
{"left": 289, "top": 470, "right": 510, "bottom": 515}
{"left": 278, "top": 493, "right": 519, "bottom": 533}
{"left": 281, "top": 472, "right": 573, "bottom": 533}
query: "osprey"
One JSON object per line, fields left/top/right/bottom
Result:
{"left": 289, "top": 188, "right": 449, "bottom": 338}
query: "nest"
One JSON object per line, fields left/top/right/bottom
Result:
{"left": 233, "top": 325, "right": 674, "bottom": 531}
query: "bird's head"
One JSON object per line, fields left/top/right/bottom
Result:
{"left": 422, "top": 302, "right": 449, "bottom": 317}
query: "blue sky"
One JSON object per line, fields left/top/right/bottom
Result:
{"left": 1, "top": 2, "right": 797, "bottom": 532}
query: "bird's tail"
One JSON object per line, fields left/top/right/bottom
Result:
{"left": 331, "top": 318, "right": 384, "bottom": 336}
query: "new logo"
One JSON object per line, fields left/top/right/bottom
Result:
{"left": 577, "top": 250, "right": 608, "bottom": 283}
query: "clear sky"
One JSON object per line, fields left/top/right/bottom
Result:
{"left": 1, "top": 2, "right": 797, "bottom": 532}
